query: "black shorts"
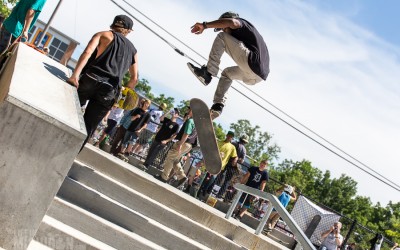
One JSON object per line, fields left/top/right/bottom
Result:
{"left": 104, "top": 119, "right": 118, "bottom": 134}
{"left": 239, "top": 193, "right": 253, "bottom": 208}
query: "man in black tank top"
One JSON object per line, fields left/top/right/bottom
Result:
{"left": 67, "top": 15, "right": 138, "bottom": 152}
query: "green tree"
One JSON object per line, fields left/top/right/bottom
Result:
{"left": 135, "top": 78, "right": 153, "bottom": 99}
{"left": 229, "top": 119, "right": 280, "bottom": 165}
{"left": 152, "top": 94, "right": 174, "bottom": 110}
{"left": 213, "top": 122, "right": 226, "bottom": 141}
{"left": 177, "top": 99, "right": 190, "bottom": 117}
{"left": 0, "top": 0, "right": 17, "bottom": 18}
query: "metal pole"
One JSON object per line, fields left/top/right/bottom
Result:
{"left": 225, "top": 190, "right": 243, "bottom": 219}
{"left": 341, "top": 219, "right": 357, "bottom": 250}
{"left": 255, "top": 202, "right": 273, "bottom": 235}
{"left": 36, "top": 0, "right": 64, "bottom": 47}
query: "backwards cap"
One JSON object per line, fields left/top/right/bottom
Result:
{"left": 112, "top": 15, "right": 133, "bottom": 30}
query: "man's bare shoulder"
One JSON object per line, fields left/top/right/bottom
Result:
{"left": 94, "top": 30, "right": 114, "bottom": 39}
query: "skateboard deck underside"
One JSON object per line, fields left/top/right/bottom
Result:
{"left": 190, "top": 98, "right": 222, "bottom": 175}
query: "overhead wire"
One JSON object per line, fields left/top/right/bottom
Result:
{"left": 110, "top": 0, "right": 400, "bottom": 192}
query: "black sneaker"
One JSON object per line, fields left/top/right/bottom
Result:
{"left": 234, "top": 214, "right": 242, "bottom": 221}
{"left": 173, "top": 177, "right": 188, "bottom": 188}
{"left": 187, "top": 62, "right": 212, "bottom": 86}
{"left": 154, "top": 175, "right": 167, "bottom": 183}
{"left": 210, "top": 103, "right": 224, "bottom": 119}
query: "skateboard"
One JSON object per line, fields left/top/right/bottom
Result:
{"left": 190, "top": 98, "right": 222, "bottom": 175}
{"left": 304, "top": 214, "right": 321, "bottom": 238}
{"left": 0, "top": 34, "right": 24, "bottom": 72}
{"left": 118, "top": 87, "right": 139, "bottom": 110}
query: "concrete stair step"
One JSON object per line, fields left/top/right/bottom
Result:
{"left": 27, "top": 240, "right": 53, "bottom": 250}
{"left": 68, "top": 161, "right": 246, "bottom": 250}
{"left": 34, "top": 215, "right": 114, "bottom": 250}
{"left": 57, "top": 177, "right": 211, "bottom": 250}
{"left": 76, "top": 145, "right": 287, "bottom": 250}
{"left": 46, "top": 197, "right": 167, "bottom": 250}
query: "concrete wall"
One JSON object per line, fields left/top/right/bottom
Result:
{"left": 0, "top": 43, "right": 86, "bottom": 249}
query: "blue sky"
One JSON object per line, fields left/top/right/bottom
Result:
{"left": 313, "top": 0, "right": 400, "bottom": 45}
{"left": 39, "top": 0, "right": 400, "bottom": 205}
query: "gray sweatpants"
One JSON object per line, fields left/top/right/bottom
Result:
{"left": 207, "top": 32, "right": 264, "bottom": 105}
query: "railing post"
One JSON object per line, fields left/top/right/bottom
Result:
{"left": 225, "top": 190, "right": 243, "bottom": 219}
{"left": 341, "top": 219, "right": 357, "bottom": 250}
{"left": 255, "top": 201, "right": 273, "bottom": 235}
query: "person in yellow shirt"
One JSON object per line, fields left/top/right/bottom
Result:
{"left": 200, "top": 131, "right": 237, "bottom": 196}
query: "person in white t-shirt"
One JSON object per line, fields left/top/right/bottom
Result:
{"left": 319, "top": 221, "right": 343, "bottom": 250}
{"left": 130, "top": 103, "right": 167, "bottom": 154}
{"left": 94, "top": 104, "right": 124, "bottom": 147}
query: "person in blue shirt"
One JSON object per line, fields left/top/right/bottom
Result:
{"left": 265, "top": 184, "right": 297, "bottom": 232}
{"left": 0, "top": 0, "right": 47, "bottom": 53}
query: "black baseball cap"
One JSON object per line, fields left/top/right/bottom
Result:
{"left": 112, "top": 15, "right": 133, "bottom": 30}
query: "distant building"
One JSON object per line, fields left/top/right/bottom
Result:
{"left": 27, "top": 19, "right": 79, "bottom": 69}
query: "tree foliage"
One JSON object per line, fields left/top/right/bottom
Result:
{"left": 229, "top": 119, "right": 280, "bottom": 165}
{"left": 176, "top": 99, "right": 190, "bottom": 117}
{"left": 135, "top": 78, "right": 154, "bottom": 99}
{"left": 152, "top": 94, "right": 174, "bottom": 110}
{"left": 0, "top": 0, "right": 17, "bottom": 18}
{"left": 269, "top": 159, "right": 400, "bottom": 247}
{"left": 213, "top": 122, "right": 226, "bottom": 141}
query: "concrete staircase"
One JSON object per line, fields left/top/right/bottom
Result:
{"left": 30, "top": 145, "right": 288, "bottom": 250}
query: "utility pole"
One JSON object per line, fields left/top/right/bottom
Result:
{"left": 36, "top": 0, "right": 64, "bottom": 48}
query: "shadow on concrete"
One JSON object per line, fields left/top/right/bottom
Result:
{"left": 43, "top": 62, "right": 68, "bottom": 82}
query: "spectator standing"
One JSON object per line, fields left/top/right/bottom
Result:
{"left": 369, "top": 234, "right": 384, "bottom": 250}
{"left": 66, "top": 15, "right": 138, "bottom": 152}
{"left": 0, "top": 0, "right": 47, "bottom": 54}
{"left": 199, "top": 131, "right": 237, "bottom": 196}
{"left": 94, "top": 103, "right": 124, "bottom": 147}
{"left": 130, "top": 103, "right": 167, "bottom": 155}
{"left": 154, "top": 107, "right": 197, "bottom": 187}
{"left": 109, "top": 99, "right": 150, "bottom": 156}
{"left": 141, "top": 108, "right": 180, "bottom": 169}
{"left": 216, "top": 134, "right": 248, "bottom": 198}
{"left": 265, "top": 184, "right": 297, "bottom": 232}
{"left": 233, "top": 159, "right": 269, "bottom": 221}
{"left": 319, "top": 222, "right": 343, "bottom": 250}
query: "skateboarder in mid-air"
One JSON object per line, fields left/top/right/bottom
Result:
{"left": 188, "top": 11, "right": 270, "bottom": 119}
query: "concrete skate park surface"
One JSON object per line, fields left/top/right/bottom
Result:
{"left": 0, "top": 43, "right": 86, "bottom": 249}
{"left": 74, "top": 145, "right": 288, "bottom": 250}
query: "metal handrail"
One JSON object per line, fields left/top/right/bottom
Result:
{"left": 226, "top": 184, "right": 316, "bottom": 250}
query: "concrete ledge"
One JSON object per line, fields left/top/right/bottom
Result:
{"left": 77, "top": 145, "right": 287, "bottom": 250}
{"left": 0, "top": 43, "right": 86, "bottom": 249}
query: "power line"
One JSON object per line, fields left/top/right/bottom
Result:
{"left": 110, "top": 0, "right": 400, "bottom": 192}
